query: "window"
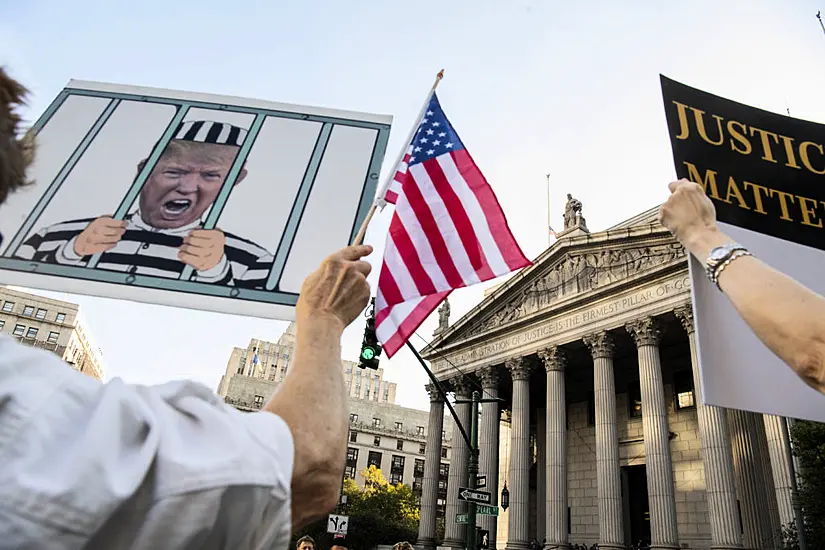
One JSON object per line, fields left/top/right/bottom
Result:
{"left": 346, "top": 447, "right": 359, "bottom": 463}
{"left": 674, "top": 370, "right": 696, "bottom": 410}
{"left": 25, "top": 327, "right": 38, "bottom": 339}
{"left": 439, "top": 462, "right": 449, "bottom": 477}
{"left": 253, "top": 395, "right": 264, "bottom": 407}
{"left": 442, "top": 430, "right": 446, "bottom": 440}
{"left": 391, "top": 455, "right": 405, "bottom": 470}
{"left": 367, "top": 451, "right": 382, "bottom": 469}
{"left": 419, "top": 443, "right": 426, "bottom": 455}
{"left": 384, "top": 388, "right": 390, "bottom": 401}
{"left": 373, "top": 418, "right": 381, "bottom": 428}
{"left": 12, "top": 324, "right": 25, "bottom": 337}
{"left": 395, "top": 421, "right": 403, "bottom": 431}
{"left": 441, "top": 446, "right": 448, "bottom": 459}
{"left": 414, "top": 459, "right": 425, "bottom": 477}
{"left": 47, "top": 331, "right": 59, "bottom": 344}
{"left": 355, "top": 384, "right": 361, "bottom": 395}
{"left": 374, "top": 436, "right": 381, "bottom": 447}
{"left": 373, "top": 390, "right": 379, "bottom": 401}
{"left": 345, "top": 466, "right": 356, "bottom": 479}
{"left": 350, "top": 413, "right": 358, "bottom": 424}
{"left": 55, "top": 312, "right": 66, "bottom": 323}
{"left": 350, "top": 431, "right": 358, "bottom": 443}
{"left": 390, "top": 472, "right": 403, "bottom": 485}
{"left": 2, "top": 301, "right": 13, "bottom": 313}
{"left": 628, "top": 381, "right": 643, "bottom": 418}
{"left": 417, "top": 426, "right": 425, "bottom": 436}
{"left": 22, "top": 305, "right": 34, "bottom": 317}
{"left": 35, "top": 308, "right": 47, "bottom": 320}
{"left": 0, "top": 320, "right": 4, "bottom": 330}
{"left": 397, "top": 439, "right": 404, "bottom": 451}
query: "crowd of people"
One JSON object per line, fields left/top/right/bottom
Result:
{"left": 1, "top": 63, "right": 824, "bottom": 549}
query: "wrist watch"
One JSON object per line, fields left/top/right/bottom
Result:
{"left": 705, "top": 243, "right": 752, "bottom": 288}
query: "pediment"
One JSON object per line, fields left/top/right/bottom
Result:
{"left": 422, "top": 225, "right": 685, "bottom": 355}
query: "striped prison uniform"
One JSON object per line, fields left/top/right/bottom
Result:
{"left": 14, "top": 213, "right": 273, "bottom": 289}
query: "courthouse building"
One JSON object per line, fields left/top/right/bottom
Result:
{"left": 416, "top": 205, "right": 797, "bottom": 550}
{"left": 218, "top": 323, "right": 453, "bottom": 518}
{"left": 0, "top": 286, "right": 104, "bottom": 380}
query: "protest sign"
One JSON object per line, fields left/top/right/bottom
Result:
{"left": 661, "top": 75, "right": 825, "bottom": 422}
{"left": 0, "top": 80, "right": 391, "bottom": 320}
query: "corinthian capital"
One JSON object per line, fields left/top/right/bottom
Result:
{"left": 625, "top": 317, "right": 663, "bottom": 347}
{"left": 477, "top": 365, "right": 499, "bottom": 389}
{"left": 538, "top": 346, "right": 566, "bottom": 372}
{"left": 451, "top": 377, "right": 474, "bottom": 399}
{"left": 425, "top": 383, "right": 444, "bottom": 403}
{"left": 674, "top": 305, "right": 694, "bottom": 335}
{"left": 505, "top": 357, "right": 533, "bottom": 381}
{"left": 583, "top": 331, "right": 615, "bottom": 360}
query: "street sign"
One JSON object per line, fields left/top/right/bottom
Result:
{"left": 455, "top": 513, "right": 468, "bottom": 524}
{"left": 458, "top": 487, "right": 492, "bottom": 504}
{"left": 476, "top": 504, "right": 499, "bottom": 516}
{"left": 477, "top": 528, "right": 490, "bottom": 549}
{"left": 327, "top": 514, "right": 349, "bottom": 535}
{"left": 476, "top": 475, "right": 487, "bottom": 488}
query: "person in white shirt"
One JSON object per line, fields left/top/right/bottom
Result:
{"left": 0, "top": 68, "right": 372, "bottom": 548}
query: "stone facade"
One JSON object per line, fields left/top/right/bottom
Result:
{"left": 0, "top": 286, "right": 104, "bottom": 380}
{"left": 217, "top": 322, "right": 397, "bottom": 404}
{"left": 415, "top": 207, "right": 797, "bottom": 550}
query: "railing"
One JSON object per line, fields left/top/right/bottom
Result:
{"left": 224, "top": 397, "right": 262, "bottom": 411}
{"left": 349, "top": 420, "right": 451, "bottom": 445}
{"left": 14, "top": 336, "right": 66, "bottom": 357}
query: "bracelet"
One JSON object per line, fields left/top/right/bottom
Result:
{"left": 710, "top": 249, "right": 752, "bottom": 289}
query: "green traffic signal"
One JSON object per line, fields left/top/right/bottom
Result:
{"left": 361, "top": 346, "right": 376, "bottom": 361}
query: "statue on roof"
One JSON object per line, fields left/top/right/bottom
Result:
{"left": 563, "top": 193, "right": 588, "bottom": 231}
{"left": 435, "top": 298, "right": 451, "bottom": 335}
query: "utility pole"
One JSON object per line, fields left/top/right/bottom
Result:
{"left": 405, "top": 342, "right": 501, "bottom": 550}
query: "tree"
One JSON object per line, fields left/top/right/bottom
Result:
{"left": 781, "top": 420, "right": 825, "bottom": 548}
{"left": 343, "top": 465, "right": 420, "bottom": 532}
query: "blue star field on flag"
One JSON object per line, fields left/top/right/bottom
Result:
{"left": 408, "top": 93, "right": 466, "bottom": 166}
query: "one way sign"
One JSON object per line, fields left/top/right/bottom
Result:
{"left": 457, "top": 487, "right": 492, "bottom": 504}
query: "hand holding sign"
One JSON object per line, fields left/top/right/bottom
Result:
{"left": 297, "top": 245, "right": 373, "bottom": 331}
{"left": 659, "top": 179, "right": 726, "bottom": 259}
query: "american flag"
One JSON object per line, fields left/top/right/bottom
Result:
{"left": 549, "top": 226, "right": 558, "bottom": 239}
{"left": 375, "top": 92, "right": 530, "bottom": 357}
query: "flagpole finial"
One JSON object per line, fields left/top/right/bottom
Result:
{"left": 437, "top": 69, "right": 445, "bottom": 79}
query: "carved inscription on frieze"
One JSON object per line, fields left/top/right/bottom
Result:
{"left": 467, "top": 242, "right": 684, "bottom": 336}
{"left": 442, "top": 274, "right": 690, "bottom": 369}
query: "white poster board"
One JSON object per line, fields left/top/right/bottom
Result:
{"left": 662, "top": 75, "right": 825, "bottom": 422}
{"left": 0, "top": 80, "right": 391, "bottom": 320}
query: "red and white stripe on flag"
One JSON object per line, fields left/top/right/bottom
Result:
{"left": 375, "top": 92, "right": 530, "bottom": 358}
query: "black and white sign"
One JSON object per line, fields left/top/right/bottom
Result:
{"left": 477, "top": 528, "right": 490, "bottom": 549}
{"left": 458, "top": 487, "right": 492, "bottom": 504}
{"left": 476, "top": 475, "right": 487, "bottom": 488}
{"left": 661, "top": 75, "right": 825, "bottom": 422}
{"left": 327, "top": 514, "right": 349, "bottom": 535}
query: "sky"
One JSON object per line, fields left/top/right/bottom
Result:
{"left": 2, "top": 0, "right": 825, "bottom": 411}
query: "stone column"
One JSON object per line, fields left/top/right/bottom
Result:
{"left": 418, "top": 383, "right": 445, "bottom": 550}
{"left": 538, "top": 346, "right": 568, "bottom": 550}
{"left": 506, "top": 357, "right": 534, "bottom": 550}
{"left": 478, "top": 366, "right": 501, "bottom": 548}
{"left": 763, "top": 414, "right": 795, "bottom": 529}
{"left": 583, "top": 331, "right": 624, "bottom": 550}
{"left": 444, "top": 379, "right": 473, "bottom": 548}
{"left": 728, "top": 410, "right": 775, "bottom": 549}
{"left": 674, "top": 307, "right": 743, "bottom": 549}
{"left": 536, "top": 407, "right": 547, "bottom": 544}
{"left": 626, "top": 317, "right": 679, "bottom": 550}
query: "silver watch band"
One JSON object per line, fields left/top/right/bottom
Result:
{"left": 709, "top": 249, "right": 752, "bottom": 288}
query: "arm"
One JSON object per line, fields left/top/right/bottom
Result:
{"left": 265, "top": 244, "right": 373, "bottom": 529}
{"left": 659, "top": 179, "right": 825, "bottom": 393}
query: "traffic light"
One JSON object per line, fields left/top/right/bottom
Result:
{"left": 359, "top": 298, "right": 382, "bottom": 370}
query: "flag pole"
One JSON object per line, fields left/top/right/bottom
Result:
{"left": 545, "top": 173, "right": 552, "bottom": 247}
{"left": 350, "top": 70, "right": 445, "bottom": 246}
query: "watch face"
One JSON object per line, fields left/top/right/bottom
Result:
{"left": 709, "top": 247, "right": 731, "bottom": 261}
